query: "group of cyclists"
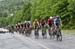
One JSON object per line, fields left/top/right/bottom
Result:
{"left": 7, "top": 15, "right": 62, "bottom": 41}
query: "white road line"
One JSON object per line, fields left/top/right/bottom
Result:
{"left": 15, "top": 33, "right": 50, "bottom": 49}
{"left": 26, "top": 37, "right": 50, "bottom": 49}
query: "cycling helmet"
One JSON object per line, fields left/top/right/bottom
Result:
{"left": 49, "top": 16, "right": 53, "bottom": 19}
{"left": 35, "top": 19, "right": 38, "bottom": 21}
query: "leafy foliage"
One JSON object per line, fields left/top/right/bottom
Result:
{"left": 0, "top": 0, "right": 75, "bottom": 29}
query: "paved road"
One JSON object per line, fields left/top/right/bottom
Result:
{"left": 0, "top": 32, "right": 75, "bottom": 49}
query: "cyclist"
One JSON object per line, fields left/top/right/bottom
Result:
{"left": 47, "top": 16, "right": 54, "bottom": 39}
{"left": 40, "top": 19, "right": 47, "bottom": 39}
{"left": 52, "top": 17, "right": 57, "bottom": 38}
{"left": 33, "top": 19, "right": 39, "bottom": 39}
{"left": 55, "top": 16, "right": 62, "bottom": 41}
{"left": 26, "top": 21, "right": 32, "bottom": 36}
{"left": 33, "top": 19, "right": 39, "bottom": 29}
{"left": 24, "top": 20, "right": 27, "bottom": 35}
{"left": 55, "top": 16, "right": 62, "bottom": 29}
{"left": 17, "top": 22, "right": 21, "bottom": 34}
{"left": 20, "top": 22, "right": 24, "bottom": 34}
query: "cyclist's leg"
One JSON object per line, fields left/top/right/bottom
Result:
{"left": 44, "top": 25, "right": 47, "bottom": 39}
{"left": 56, "top": 23, "right": 62, "bottom": 41}
{"left": 48, "top": 25, "right": 52, "bottom": 39}
{"left": 58, "top": 26, "right": 62, "bottom": 41}
{"left": 35, "top": 27, "right": 39, "bottom": 39}
{"left": 42, "top": 26, "right": 44, "bottom": 37}
{"left": 22, "top": 28, "right": 24, "bottom": 34}
{"left": 52, "top": 25, "right": 56, "bottom": 39}
{"left": 28, "top": 28, "right": 31, "bottom": 37}
{"left": 42, "top": 26, "right": 46, "bottom": 39}
{"left": 49, "top": 26, "right": 51, "bottom": 36}
{"left": 48, "top": 25, "right": 50, "bottom": 36}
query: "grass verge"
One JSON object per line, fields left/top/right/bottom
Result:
{"left": 62, "top": 29, "right": 75, "bottom": 34}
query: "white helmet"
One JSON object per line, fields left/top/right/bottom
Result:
{"left": 35, "top": 19, "right": 38, "bottom": 21}
{"left": 18, "top": 23, "right": 20, "bottom": 25}
{"left": 56, "top": 15, "right": 59, "bottom": 17}
{"left": 49, "top": 16, "right": 53, "bottom": 19}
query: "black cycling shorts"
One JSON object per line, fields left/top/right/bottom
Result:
{"left": 56, "top": 23, "right": 60, "bottom": 28}
{"left": 49, "top": 24, "right": 53, "bottom": 27}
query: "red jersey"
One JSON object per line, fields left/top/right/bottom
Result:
{"left": 24, "top": 23, "right": 27, "bottom": 28}
{"left": 48, "top": 19, "right": 54, "bottom": 25}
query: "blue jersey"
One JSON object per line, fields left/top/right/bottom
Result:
{"left": 56, "top": 18, "right": 61, "bottom": 24}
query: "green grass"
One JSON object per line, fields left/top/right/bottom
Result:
{"left": 62, "top": 30, "right": 75, "bottom": 34}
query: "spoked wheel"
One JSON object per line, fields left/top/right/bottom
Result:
{"left": 34, "top": 29, "right": 39, "bottom": 39}
{"left": 25, "top": 29, "right": 30, "bottom": 37}
{"left": 48, "top": 28, "right": 53, "bottom": 39}
{"left": 42, "top": 28, "right": 47, "bottom": 39}
{"left": 49, "top": 32, "right": 53, "bottom": 39}
{"left": 42, "top": 33, "right": 47, "bottom": 39}
{"left": 28, "top": 28, "right": 32, "bottom": 37}
{"left": 27, "top": 29, "right": 32, "bottom": 37}
{"left": 19, "top": 29, "right": 22, "bottom": 34}
{"left": 56, "top": 34, "right": 62, "bottom": 41}
{"left": 56, "top": 29, "right": 62, "bottom": 41}
{"left": 42, "top": 32, "right": 47, "bottom": 39}
{"left": 52, "top": 31, "right": 57, "bottom": 39}
{"left": 25, "top": 29, "right": 28, "bottom": 36}
{"left": 21, "top": 28, "right": 25, "bottom": 35}
{"left": 59, "top": 34, "right": 62, "bottom": 41}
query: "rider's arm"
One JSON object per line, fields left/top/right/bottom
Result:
{"left": 60, "top": 19, "right": 62, "bottom": 27}
{"left": 33, "top": 22, "right": 35, "bottom": 28}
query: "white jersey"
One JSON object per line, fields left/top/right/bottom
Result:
{"left": 53, "top": 18, "right": 57, "bottom": 25}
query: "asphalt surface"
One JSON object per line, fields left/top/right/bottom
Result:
{"left": 0, "top": 32, "right": 75, "bottom": 49}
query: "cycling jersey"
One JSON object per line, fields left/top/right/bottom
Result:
{"left": 24, "top": 23, "right": 27, "bottom": 28}
{"left": 55, "top": 17, "right": 61, "bottom": 28}
{"left": 27, "top": 22, "right": 30, "bottom": 28}
{"left": 33, "top": 21, "right": 39, "bottom": 26}
{"left": 56, "top": 18, "right": 61, "bottom": 24}
{"left": 17, "top": 24, "right": 20, "bottom": 29}
{"left": 33, "top": 21, "right": 39, "bottom": 29}
{"left": 47, "top": 19, "right": 54, "bottom": 26}
{"left": 53, "top": 18, "right": 57, "bottom": 25}
{"left": 41, "top": 19, "right": 46, "bottom": 26}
